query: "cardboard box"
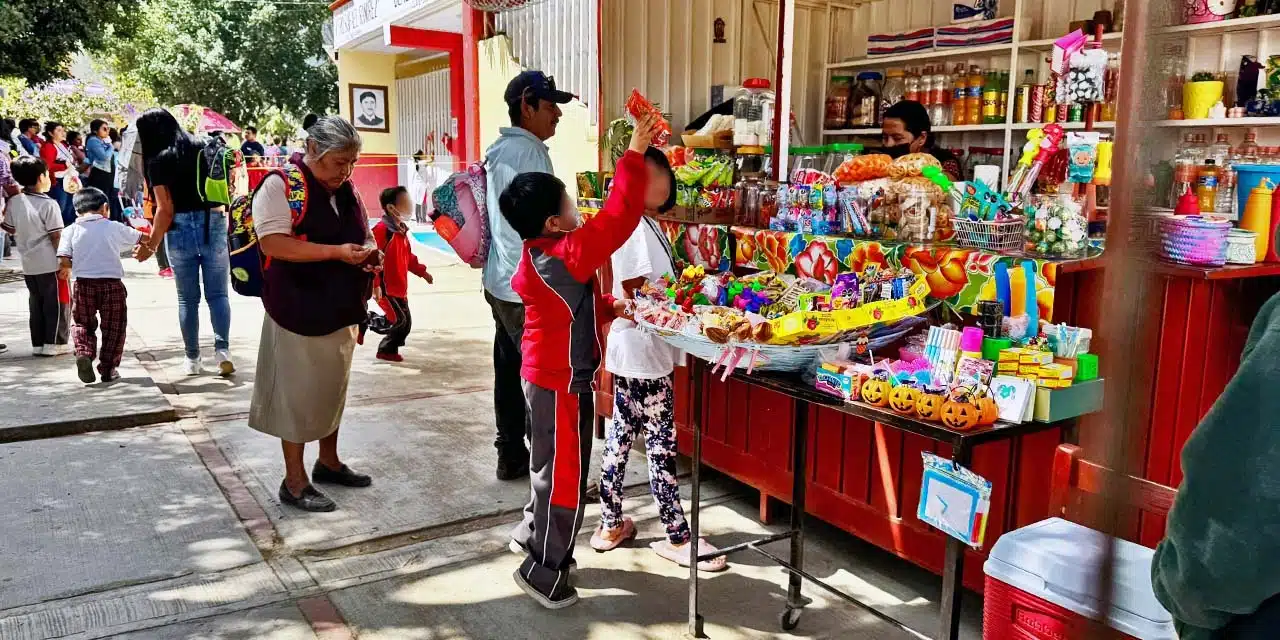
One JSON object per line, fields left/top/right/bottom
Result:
{"left": 1038, "top": 363, "right": 1074, "bottom": 380}
{"left": 1034, "top": 378, "right": 1104, "bottom": 423}
{"left": 1019, "top": 350, "right": 1054, "bottom": 365}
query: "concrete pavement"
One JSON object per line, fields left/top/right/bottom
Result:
{"left": 0, "top": 237, "right": 982, "bottom": 639}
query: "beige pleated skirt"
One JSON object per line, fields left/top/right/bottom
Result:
{"left": 248, "top": 315, "right": 358, "bottom": 443}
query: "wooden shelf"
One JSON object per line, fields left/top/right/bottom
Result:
{"left": 1009, "top": 121, "right": 1116, "bottom": 130}
{"left": 826, "top": 42, "right": 1013, "bottom": 70}
{"left": 1153, "top": 13, "right": 1280, "bottom": 37}
{"left": 824, "top": 122, "right": 1114, "bottom": 136}
{"left": 1146, "top": 117, "right": 1280, "bottom": 127}
{"left": 1018, "top": 31, "right": 1123, "bottom": 51}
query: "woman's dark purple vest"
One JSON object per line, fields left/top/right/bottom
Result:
{"left": 262, "top": 156, "right": 371, "bottom": 337}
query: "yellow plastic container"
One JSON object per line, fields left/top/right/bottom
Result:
{"left": 1241, "top": 178, "right": 1274, "bottom": 258}
{"left": 1182, "top": 81, "right": 1224, "bottom": 120}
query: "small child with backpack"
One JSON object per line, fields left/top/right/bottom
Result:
{"left": 56, "top": 187, "right": 151, "bottom": 383}
{"left": 363, "top": 186, "right": 432, "bottom": 362}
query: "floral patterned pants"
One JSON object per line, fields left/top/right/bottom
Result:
{"left": 600, "top": 374, "right": 691, "bottom": 545}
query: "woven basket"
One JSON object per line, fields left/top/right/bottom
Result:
{"left": 1158, "top": 215, "right": 1231, "bottom": 267}
{"left": 953, "top": 218, "right": 1026, "bottom": 252}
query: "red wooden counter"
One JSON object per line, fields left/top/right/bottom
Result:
{"left": 595, "top": 234, "right": 1280, "bottom": 593}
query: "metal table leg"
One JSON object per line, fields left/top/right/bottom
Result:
{"left": 781, "top": 398, "right": 812, "bottom": 631}
{"left": 937, "top": 442, "right": 972, "bottom": 640}
{"left": 686, "top": 359, "right": 705, "bottom": 639}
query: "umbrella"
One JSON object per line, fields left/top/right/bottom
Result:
{"left": 171, "top": 104, "right": 241, "bottom": 134}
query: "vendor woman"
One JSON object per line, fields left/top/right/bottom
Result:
{"left": 881, "top": 100, "right": 961, "bottom": 180}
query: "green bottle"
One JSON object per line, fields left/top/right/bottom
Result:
{"left": 1238, "top": 0, "right": 1260, "bottom": 18}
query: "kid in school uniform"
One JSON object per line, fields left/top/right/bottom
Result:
{"left": 1, "top": 156, "right": 71, "bottom": 356}
{"left": 56, "top": 187, "right": 152, "bottom": 383}
{"left": 589, "top": 147, "right": 727, "bottom": 571}
{"left": 500, "top": 115, "right": 660, "bottom": 609}
{"left": 365, "top": 186, "right": 432, "bottom": 362}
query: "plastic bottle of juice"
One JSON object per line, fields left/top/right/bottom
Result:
{"left": 905, "top": 69, "right": 921, "bottom": 103}
{"left": 1197, "top": 159, "right": 1219, "bottom": 213}
{"left": 952, "top": 64, "right": 967, "bottom": 125}
{"left": 998, "top": 71, "right": 1011, "bottom": 120}
{"left": 981, "top": 71, "right": 1000, "bottom": 124}
{"left": 967, "top": 65, "right": 984, "bottom": 125}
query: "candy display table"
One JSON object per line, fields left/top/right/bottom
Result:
{"left": 681, "top": 362, "right": 1079, "bottom": 640}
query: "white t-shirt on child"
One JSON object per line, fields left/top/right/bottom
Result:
{"left": 605, "top": 217, "right": 683, "bottom": 380}
{"left": 57, "top": 214, "right": 142, "bottom": 279}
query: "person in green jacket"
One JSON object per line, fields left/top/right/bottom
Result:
{"left": 1151, "top": 293, "right": 1280, "bottom": 640}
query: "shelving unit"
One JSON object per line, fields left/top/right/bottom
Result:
{"left": 1147, "top": 116, "right": 1280, "bottom": 127}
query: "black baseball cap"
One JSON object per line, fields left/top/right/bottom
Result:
{"left": 504, "top": 71, "right": 575, "bottom": 106}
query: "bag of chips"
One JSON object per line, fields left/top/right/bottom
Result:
{"left": 625, "top": 89, "right": 672, "bottom": 147}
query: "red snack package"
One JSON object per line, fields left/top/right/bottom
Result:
{"left": 625, "top": 89, "right": 671, "bottom": 147}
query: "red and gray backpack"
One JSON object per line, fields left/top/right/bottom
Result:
{"left": 430, "top": 161, "right": 490, "bottom": 269}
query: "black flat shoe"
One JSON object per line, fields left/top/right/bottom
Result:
{"left": 312, "top": 462, "right": 372, "bottom": 487}
{"left": 278, "top": 482, "right": 336, "bottom": 512}
{"left": 100, "top": 369, "right": 120, "bottom": 383}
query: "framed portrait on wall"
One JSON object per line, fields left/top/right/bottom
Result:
{"left": 349, "top": 84, "right": 389, "bottom": 133}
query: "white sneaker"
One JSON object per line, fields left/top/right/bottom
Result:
{"left": 182, "top": 357, "right": 204, "bottom": 376}
{"left": 33, "top": 345, "right": 53, "bottom": 357}
{"left": 52, "top": 344, "right": 70, "bottom": 356}
{"left": 215, "top": 350, "right": 235, "bottom": 376}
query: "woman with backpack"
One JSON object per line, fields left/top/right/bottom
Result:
{"left": 247, "top": 116, "right": 380, "bottom": 512}
{"left": 136, "top": 107, "right": 234, "bottom": 377}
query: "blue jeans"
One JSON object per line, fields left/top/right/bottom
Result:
{"left": 165, "top": 210, "right": 231, "bottom": 359}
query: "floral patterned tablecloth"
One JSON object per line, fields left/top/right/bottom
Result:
{"left": 732, "top": 226, "right": 1072, "bottom": 322}
{"left": 657, "top": 220, "right": 732, "bottom": 273}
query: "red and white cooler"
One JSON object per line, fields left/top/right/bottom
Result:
{"left": 982, "top": 518, "right": 1177, "bottom": 640}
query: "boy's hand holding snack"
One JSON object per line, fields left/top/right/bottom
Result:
{"left": 629, "top": 113, "right": 662, "bottom": 154}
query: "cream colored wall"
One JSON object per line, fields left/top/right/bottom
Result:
{"left": 337, "top": 49, "right": 400, "bottom": 155}
{"left": 478, "top": 35, "right": 599, "bottom": 200}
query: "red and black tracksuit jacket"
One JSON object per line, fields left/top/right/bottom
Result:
{"left": 511, "top": 149, "right": 650, "bottom": 394}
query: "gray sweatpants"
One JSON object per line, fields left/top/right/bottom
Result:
{"left": 512, "top": 380, "right": 593, "bottom": 600}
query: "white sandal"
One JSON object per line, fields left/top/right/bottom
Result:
{"left": 590, "top": 517, "right": 636, "bottom": 552}
{"left": 650, "top": 538, "right": 728, "bottom": 572}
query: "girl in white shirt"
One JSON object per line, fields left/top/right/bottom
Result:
{"left": 590, "top": 148, "right": 727, "bottom": 571}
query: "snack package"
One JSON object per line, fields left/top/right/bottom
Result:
{"left": 888, "top": 153, "right": 942, "bottom": 180}
{"left": 626, "top": 89, "right": 672, "bottom": 147}
{"left": 834, "top": 153, "right": 893, "bottom": 183}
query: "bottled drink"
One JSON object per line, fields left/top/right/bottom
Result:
{"left": 967, "top": 65, "right": 984, "bottom": 125}
{"left": 1189, "top": 134, "right": 1209, "bottom": 163}
{"left": 932, "top": 69, "right": 950, "bottom": 125}
{"left": 982, "top": 71, "right": 1000, "bottom": 124}
{"left": 1170, "top": 134, "right": 1199, "bottom": 205}
{"left": 1238, "top": 129, "right": 1261, "bottom": 163}
{"left": 1102, "top": 54, "right": 1120, "bottom": 122}
{"left": 1208, "top": 133, "right": 1232, "bottom": 166}
{"left": 1216, "top": 147, "right": 1237, "bottom": 217}
{"left": 882, "top": 68, "right": 906, "bottom": 114}
{"left": 905, "top": 70, "right": 921, "bottom": 103}
{"left": 1197, "top": 160, "right": 1219, "bottom": 213}
{"left": 952, "top": 64, "right": 968, "bottom": 125}
{"left": 998, "top": 71, "right": 1011, "bottom": 120}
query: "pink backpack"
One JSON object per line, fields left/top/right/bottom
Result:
{"left": 430, "top": 161, "right": 490, "bottom": 268}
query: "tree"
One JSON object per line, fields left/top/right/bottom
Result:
{"left": 0, "top": 75, "right": 156, "bottom": 129}
{"left": 112, "top": 0, "right": 336, "bottom": 127}
{"left": 0, "top": 0, "right": 140, "bottom": 85}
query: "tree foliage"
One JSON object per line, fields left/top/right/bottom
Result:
{"left": 113, "top": 0, "right": 336, "bottom": 128}
{"left": 0, "top": 75, "right": 156, "bottom": 129}
{"left": 0, "top": 0, "right": 140, "bottom": 85}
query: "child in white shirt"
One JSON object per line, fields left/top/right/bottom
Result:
{"left": 590, "top": 148, "right": 727, "bottom": 571}
{"left": 56, "top": 187, "right": 151, "bottom": 383}
{"left": 1, "top": 156, "right": 69, "bottom": 356}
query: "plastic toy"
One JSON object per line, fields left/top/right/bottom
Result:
{"left": 888, "top": 385, "right": 920, "bottom": 415}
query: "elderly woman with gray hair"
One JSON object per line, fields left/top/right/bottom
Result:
{"left": 248, "top": 116, "right": 382, "bottom": 512}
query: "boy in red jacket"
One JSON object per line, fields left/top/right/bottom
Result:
{"left": 366, "top": 186, "right": 432, "bottom": 362}
{"left": 500, "top": 115, "right": 660, "bottom": 609}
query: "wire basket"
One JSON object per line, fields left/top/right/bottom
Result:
{"left": 463, "top": 0, "right": 551, "bottom": 11}
{"left": 1158, "top": 215, "right": 1231, "bottom": 267}
{"left": 952, "top": 217, "right": 1026, "bottom": 252}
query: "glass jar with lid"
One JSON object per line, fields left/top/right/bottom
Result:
{"left": 734, "top": 146, "right": 775, "bottom": 227}
{"left": 881, "top": 68, "right": 906, "bottom": 115}
{"left": 825, "top": 76, "right": 854, "bottom": 130}
{"left": 733, "top": 77, "right": 776, "bottom": 147}
{"left": 789, "top": 146, "right": 826, "bottom": 184}
{"left": 826, "top": 142, "right": 863, "bottom": 176}
{"left": 849, "top": 72, "right": 883, "bottom": 127}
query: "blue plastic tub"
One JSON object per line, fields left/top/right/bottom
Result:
{"left": 1234, "top": 164, "right": 1280, "bottom": 217}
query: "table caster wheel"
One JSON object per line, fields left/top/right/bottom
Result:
{"left": 780, "top": 607, "right": 803, "bottom": 631}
